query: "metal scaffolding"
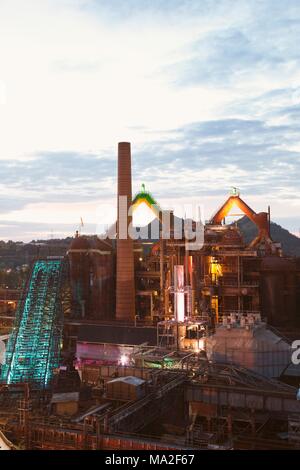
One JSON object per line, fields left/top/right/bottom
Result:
{"left": 0, "top": 258, "right": 65, "bottom": 388}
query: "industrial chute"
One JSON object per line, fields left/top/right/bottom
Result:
{"left": 209, "top": 191, "right": 273, "bottom": 250}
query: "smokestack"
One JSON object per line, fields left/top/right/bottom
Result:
{"left": 116, "top": 142, "right": 135, "bottom": 321}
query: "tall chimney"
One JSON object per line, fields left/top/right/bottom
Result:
{"left": 116, "top": 142, "right": 135, "bottom": 321}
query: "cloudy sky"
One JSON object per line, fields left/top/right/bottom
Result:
{"left": 0, "top": 0, "right": 300, "bottom": 240}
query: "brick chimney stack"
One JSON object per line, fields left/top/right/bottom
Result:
{"left": 116, "top": 142, "right": 135, "bottom": 321}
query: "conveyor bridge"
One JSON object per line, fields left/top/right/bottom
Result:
{"left": 0, "top": 259, "right": 66, "bottom": 388}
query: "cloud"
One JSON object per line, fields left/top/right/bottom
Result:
{"left": 0, "top": 0, "right": 300, "bottom": 238}
{"left": 0, "top": 196, "right": 35, "bottom": 213}
{"left": 166, "top": 30, "right": 267, "bottom": 87}
{"left": 2, "top": 113, "right": 299, "bottom": 225}
{"left": 0, "top": 219, "right": 96, "bottom": 242}
{"left": 0, "top": 152, "right": 116, "bottom": 198}
{"left": 133, "top": 118, "right": 300, "bottom": 198}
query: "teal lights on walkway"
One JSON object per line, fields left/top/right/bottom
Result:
{"left": 0, "top": 259, "right": 64, "bottom": 388}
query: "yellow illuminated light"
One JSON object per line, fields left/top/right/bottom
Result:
{"left": 209, "top": 257, "right": 222, "bottom": 276}
{"left": 209, "top": 257, "right": 221, "bottom": 323}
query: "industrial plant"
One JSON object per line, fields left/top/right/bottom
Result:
{"left": 0, "top": 142, "right": 300, "bottom": 450}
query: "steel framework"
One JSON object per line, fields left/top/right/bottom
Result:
{"left": 0, "top": 259, "right": 66, "bottom": 388}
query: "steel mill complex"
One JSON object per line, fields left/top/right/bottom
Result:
{"left": 0, "top": 142, "right": 300, "bottom": 450}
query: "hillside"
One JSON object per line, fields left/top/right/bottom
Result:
{"left": 0, "top": 217, "right": 299, "bottom": 269}
{"left": 237, "top": 217, "right": 300, "bottom": 257}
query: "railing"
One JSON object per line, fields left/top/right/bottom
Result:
{"left": 219, "top": 280, "right": 259, "bottom": 287}
{"left": 200, "top": 279, "right": 259, "bottom": 288}
{"left": 217, "top": 310, "right": 262, "bottom": 323}
{"left": 218, "top": 310, "right": 261, "bottom": 316}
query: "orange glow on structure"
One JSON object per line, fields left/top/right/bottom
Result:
{"left": 211, "top": 296, "right": 219, "bottom": 323}
{"left": 210, "top": 194, "right": 271, "bottom": 247}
